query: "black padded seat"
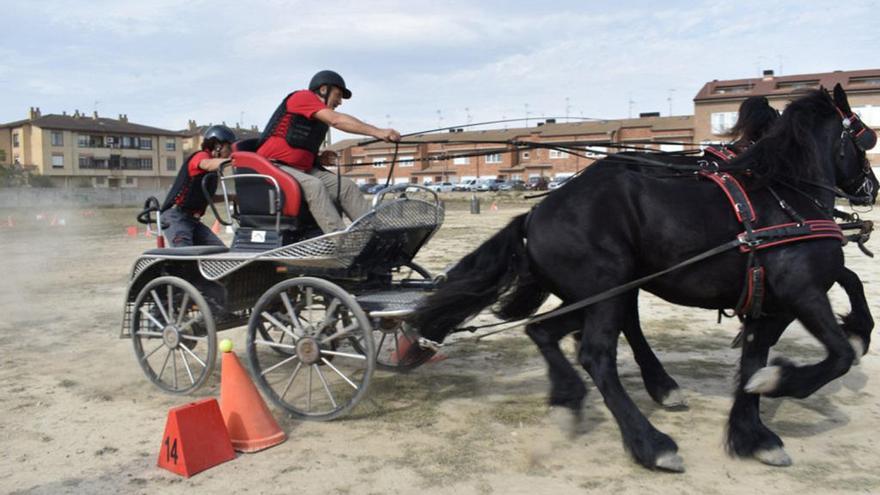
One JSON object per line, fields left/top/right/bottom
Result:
{"left": 143, "top": 245, "right": 230, "bottom": 256}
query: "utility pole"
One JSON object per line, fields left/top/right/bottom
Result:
{"left": 465, "top": 107, "right": 472, "bottom": 125}
{"left": 565, "top": 97, "right": 571, "bottom": 121}
{"left": 628, "top": 95, "right": 635, "bottom": 119}
{"left": 524, "top": 103, "right": 530, "bottom": 128}
{"left": 436, "top": 109, "right": 443, "bottom": 129}
{"left": 667, "top": 89, "right": 675, "bottom": 116}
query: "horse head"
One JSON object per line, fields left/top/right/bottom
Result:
{"left": 832, "top": 83, "right": 878, "bottom": 205}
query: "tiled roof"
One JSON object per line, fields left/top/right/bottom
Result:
{"left": 694, "top": 68, "right": 880, "bottom": 102}
{"left": 0, "top": 113, "right": 182, "bottom": 136}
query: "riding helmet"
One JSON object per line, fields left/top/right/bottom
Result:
{"left": 203, "top": 124, "right": 236, "bottom": 143}
{"left": 309, "top": 70, "right": 352, "bottom": 99}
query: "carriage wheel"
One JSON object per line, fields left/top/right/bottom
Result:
{"left": 247, "top": 277, "right": 375, "bottom": 421}
{"left": 131, "top": 276, "right": 217, "bottom": 394}
{"left": 372, "top": 261, "right": 436, "bottom": 371}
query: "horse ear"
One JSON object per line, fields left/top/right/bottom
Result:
{"left": 833, "top": 83, "right": 852, "bottom": 113}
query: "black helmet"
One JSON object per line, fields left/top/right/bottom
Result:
{"left": 309, "top": 70, "right": 352, "bottom": 99}
{"left": 203, "top": 124, "right": 236, "bottom": 143}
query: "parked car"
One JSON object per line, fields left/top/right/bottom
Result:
{"left": 365, "top": 183, "right": 387, "bottom": 194}
{"left": 548, "top": 175, "right": 573, "bottom": 190}
{"left": 476, "top": 178, "right": 504, "bottom": 191}
{"left": 358, "top": 183, "right": 375, "bottom": 193}
{"left": 429, "top": 182, "right": 456, "bottom": 193}
{"left": 498, "top": 179, "right": 526, "bottom": 191}
{"left": 453, "top": 179, "right": 479, "bottom": 191}
{"left": 526, "top": 176, "right": 549, "bottom": 191}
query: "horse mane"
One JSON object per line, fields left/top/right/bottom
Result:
{"left": 728, "top": 96, "right": 779, "bottom": 145}
{"left": 724, "top": 89, "right": 837, "bottom": 185}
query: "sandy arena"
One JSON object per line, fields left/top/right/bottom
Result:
{"left": 1, "top": 197, "right": 879, "bottom": 494}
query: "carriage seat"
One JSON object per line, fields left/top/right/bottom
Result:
{"left": 228, "top": 144, "right": 318, "bottom": 250}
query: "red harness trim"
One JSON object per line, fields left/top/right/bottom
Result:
{"left": 699, "top": 171, "right": 757, "bottom": 223}
{"left": 704, "top": 145, "right": 738, "bottom": 162}
{"left": 737, "top": 220, "right": 844, "bottom": 253}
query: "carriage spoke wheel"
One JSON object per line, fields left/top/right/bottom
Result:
{"left": 247, "top": 277, "right": 375, "bottom": 421}
{"left": 372, "top": 261, "right": 436, "bottom": 371}
{"left": 131, "top": 276, "right": 217, "bottom": 394}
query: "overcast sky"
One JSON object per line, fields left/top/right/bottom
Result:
{"left": 1, "top": 0, "right": 877, "bottom": 140}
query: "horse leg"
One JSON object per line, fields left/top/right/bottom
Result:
{"left": 577, "top": 299, "right": 683, "bottom": 472}
{"left": 745, "top": 294, "right": 856, "bottom": 399}
{"left": 622, "top": 291, "right": 686, "bottom": 409}
{"left": 727, "top": 313, "right": 793, "bottom": 466}
{"left": 837, "top": 267, "right": 873, "bottom": 361}
{"left": 525, "top": 312, "right": 588, "bottom": 437}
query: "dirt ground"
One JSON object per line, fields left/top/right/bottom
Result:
{"left": 1, "top": 196, "right": 879, "bottom": 494}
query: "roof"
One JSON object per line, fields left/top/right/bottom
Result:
{"left": 0, "top": 113, "right": 183, "bottom": 136}
{"left": 694, "top": 68, "right": 880, "bottom": 103}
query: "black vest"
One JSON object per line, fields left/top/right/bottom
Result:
{"left": 259, "top": 91, "right": 329, "bottom": 155}
{"left": 161, "top": 151, "right": 218, "bottom": 212}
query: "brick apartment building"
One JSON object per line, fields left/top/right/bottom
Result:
{"left": 694, "top": 68, "right": 880, "bottom": 153}
{"left": 330, "top": 115, "right": 695, "bottom": 185}
{"left": 2, "top": 68, "right": 877, "bottom": 189}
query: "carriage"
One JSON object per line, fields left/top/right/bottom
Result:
{"left": 120, "top": 145, "right": 444, "bottom": 421}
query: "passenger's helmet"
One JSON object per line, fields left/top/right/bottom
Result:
{"left": 309, "top": 70, "right": 352, "bottom": 99}
{"left": 203, "top": 124, "right": 236, "bottom": 143}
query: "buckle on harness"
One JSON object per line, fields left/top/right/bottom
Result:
{"left": 737, "top": 233, "right": 760, "bottom": 248}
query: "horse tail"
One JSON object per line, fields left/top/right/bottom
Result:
{"left": 411, "top": 213, "right": 542, "bottom": 338}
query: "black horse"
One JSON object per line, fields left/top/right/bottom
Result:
{"left": 408, "top": 85, "right": 877, "bottom": 471}
{"left": 609, "top": 95, "right": 875, "bottom": 411}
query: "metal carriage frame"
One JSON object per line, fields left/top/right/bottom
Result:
{"left": 121, "top": 179, "right": 445, "bottom": 421}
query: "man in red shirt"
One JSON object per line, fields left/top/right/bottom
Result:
{"left": 257, "top": 70, "right": 400, "bottom": 233}
{"left": 161, "top": 125, "right": 235, "bottom": 247}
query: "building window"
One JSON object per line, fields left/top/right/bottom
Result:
{"left": 399, "top": 156, "right": 414, "bottom": 167}
{"left": 78, "top": 135, "right": 89, "bottom": 148}
{"left": 711, "top": 111, "right": 738, "bottom": 135}
{"left": 485, "top": 153, "right": 502, "bottom": 164}
{"left": 549, "top": 149, "right": 566, "bottom": 159}
{"left": 123, "top": 176, "right": 137, "bottom": 188}
{"left": 94, "top": 176, "right": 107, "bottom": 187}
{"left": 12, "top": 133, "right": 19, "bottom": 147}
{"left": 51, "top": 154, "right": 64, "bottom": 168}
{"left": 453, "top": 156, "right": 469, "bottom": 165}
{"left": 0, "top": 150, "right": 5, "bottom": 162}
{"left": 659, "top": 143, "right": 685, "bottom": 152}
{"left": 51, "top": 131, "right": 63, "bottom": 146}
{"left": 165, "top": 139, "right": 176, "bottom": 151}
{"left": 585, "top": 145, "right": 607, "bottom": 157}
{"left": 138, "top": 137, "right": 152, "bottom": 150}
{"left": 166, "top": 157, "right": 177, "bottom": 171}
{"left": 372, "top": 158, "right": 387, "bottom": 168}
{"left": 854, "top": 105, "right": 880, "bottom": 127}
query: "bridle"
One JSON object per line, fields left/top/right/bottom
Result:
{"left": 832, "top": 105, "right": 877, "bottom": 205}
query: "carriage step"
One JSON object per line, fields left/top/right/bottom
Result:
{"left": 356, "top": 289, "right": 428, "bottom": 317}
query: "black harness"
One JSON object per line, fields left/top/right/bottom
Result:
{"left": 160, "top": 151, "right": 218, "bottom": 213}
{"left": 259, "top": 91, "right": 330, "bottom": 158}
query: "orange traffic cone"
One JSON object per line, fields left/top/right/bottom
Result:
{"left": 219, "top": 345, "right": 286, "bottom": 452}
{"left": 157, "top": 398, "right": 235, "bottom": 477}
{"left": 490, "top": 202, "right": 499, "bottom": 211}
{"left": 126, "top": 226, "right": 138, "bottom": 237}
{"left": 211, "top": 219, "right": 221, "bottom": 234}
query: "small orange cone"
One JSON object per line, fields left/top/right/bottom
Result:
{"left": 211, "top": 219, "right": 221, "bottom": 234}
{"left": 157, "top": 398, "right": 235, "bottom": 477}
{"left": 490, "top": 202, "right": 499, "bottom": 211}
{"left": 126, "top": 226, "right": 138, "bottom": 237}
{"left": 219, "top": 345, "right": 286, "bottom": 452}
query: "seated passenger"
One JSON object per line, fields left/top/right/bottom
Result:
{"left": 160, "top": 125, "right": 235, "bottom": 247}
{"left": 727, "top": 95, "right": 779, "bottom": 153}
{"left": 257, "top": 70, "right": 400, "bottom": 233}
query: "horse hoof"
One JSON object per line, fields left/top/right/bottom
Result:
{"left": 754, "top": 447, "right": 792, "bottom": 467}
{"left": 661, "top": 388, "right": 688, "bottom": 410}
{"left": 849, "top": 336, "right": 864, "bottom": 365}
{"left": 745, "top": 366, "right": 782, "bottom": 394}
{"left": 655, "top": 452, "right": 685, "bottom": 472}
{"left": 548, "top": 406, "right": 580, "bottom": 439}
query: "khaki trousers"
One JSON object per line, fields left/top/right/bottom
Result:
{"left": 279, "top": 165, "right": 371, "bottom": 233}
